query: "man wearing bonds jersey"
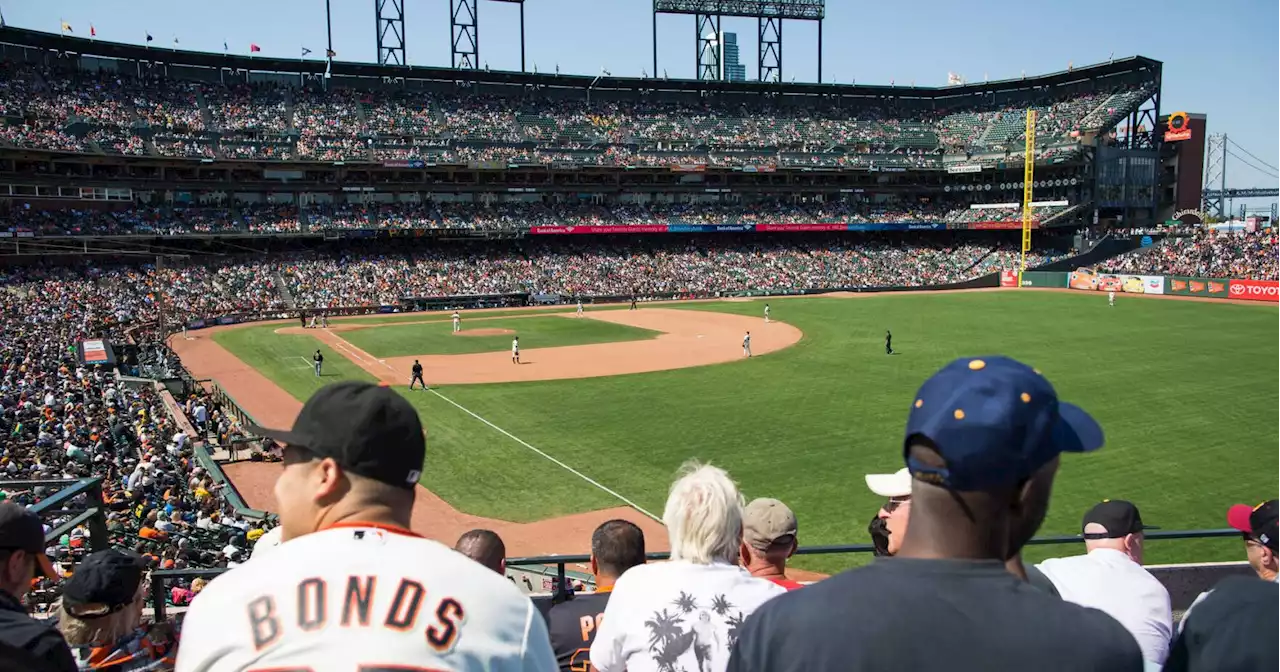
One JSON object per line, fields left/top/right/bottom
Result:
{"left": 176, "top": 381, "right": 556, "bottom": 671}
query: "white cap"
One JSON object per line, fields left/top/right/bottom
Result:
{"left": 864, "top": 467, "right": 912, "bottom": 497}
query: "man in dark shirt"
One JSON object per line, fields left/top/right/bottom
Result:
{"left": 885, "top": 329, "right": 893, "bottom": 355}
{"left": 1164, "top": 575, "right": 1278, "bottom": 672}
{"left": 409, "top": 359, "right": 427, "bottom": 390}
{"left": 728, "top": 356, "right": 1143, "bottom": 672}
{"left": 0, "top": 502, "right": 76, "bottom": 672}
{"left": 312, "top": 349, "right": 323, "bottom": 377}
{"left": 546, "top": 519, "right": 645, "bottom": 672}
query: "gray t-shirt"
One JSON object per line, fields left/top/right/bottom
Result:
{"left": 727, "top": 557, "right": 1142, "bottom": 672}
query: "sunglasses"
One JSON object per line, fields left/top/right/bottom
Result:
{"left": 883, "top": 496, "right": 911, "bottom": 513}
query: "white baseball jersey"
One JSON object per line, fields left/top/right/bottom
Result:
{"left": 743, "top": 334, "right": 751, "bottom": 347}
{"left": 1108, "top": 291, "right": 1115, "bottom": 300}
{"left": 453, "top": 312, "right": 460, "bottom": 321}
{"left": 175, "top": 522, "right": 556, "bottom": 672}
{"left": 512, "top": 339, "right": 519, "bottom": 354}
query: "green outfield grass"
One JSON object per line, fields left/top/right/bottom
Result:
{"left": 216, "top": 292, "right": 1278, "bottom": 574}
{"left": 337, "top": 315, "right": 662, "bottom": 358}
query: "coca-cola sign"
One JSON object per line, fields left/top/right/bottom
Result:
{"left": 1229, "top": 279, "right": 1279, "bottom": 302}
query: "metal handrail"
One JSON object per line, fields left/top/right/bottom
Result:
{"left": 138, "top": 527, "right": 1242, "bottom": 620}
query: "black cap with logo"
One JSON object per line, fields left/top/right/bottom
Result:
{"left": 1081, "top": 499, "right": 1158, "bottom": 539}
{"left": 0, "top": 501, "right": 58, "bottom": 580}
{"left": 247, "top": 381, "right": 426, "bottom": 489}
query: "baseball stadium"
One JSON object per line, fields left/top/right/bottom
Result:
{"left": 0, "top": 1, "right": 1276, "bottom": 669}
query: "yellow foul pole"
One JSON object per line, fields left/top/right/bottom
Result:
{"left": 1019, "top": 109, "right": 1037, "bottom": 286}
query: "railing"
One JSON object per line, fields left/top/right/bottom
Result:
{"left": 140, "top": 527, "right": 1240, "bottom": 620}
{"left": 2, "top": 477, "right": 110, "bottom": 552}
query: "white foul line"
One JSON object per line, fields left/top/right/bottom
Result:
{"left": 427, "top": 388, "right": 662, "bottom": 522}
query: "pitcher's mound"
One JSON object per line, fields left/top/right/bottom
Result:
{"left": 455, "top": 328, "right": 516, "bottom": 337}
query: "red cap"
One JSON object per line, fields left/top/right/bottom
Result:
{"left": 1227, "top": 504, "right": 1254, "bottom": 533}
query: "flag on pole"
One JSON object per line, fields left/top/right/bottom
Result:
{"left": 173, "top": 37, "right": 179, "bottom": 46}
{"left": 60, "top": 21, "right": 73, "bottom": 34}
{"left": 325, "top": 48, "right": 336, "bottom": 58}
{"left": 302, "top": 47, "right": 312, "bottom": 56}
{"left": 145, "top": 33, "right": 153, "bottom": 42}
{"left": 223, "top": 41, "right": 229, "bottom": 52}
{"left": 250, "top": 43, "right": 261, "bottom": 53}
{"left": 90, "top": 25, "right": 96, "bottom": 37}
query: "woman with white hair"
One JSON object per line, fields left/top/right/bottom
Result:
{"left": 590, "top": 461, "right": 785, "bottom": 672}
{"left": 55, "top": 549, "right": 176, "bottom": 670}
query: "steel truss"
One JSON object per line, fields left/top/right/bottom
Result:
{"left": 374, "top": 0, "right": 406, "bottom": 66}
{"left": 451, "top": 0, "right": 479, "bottom": 69}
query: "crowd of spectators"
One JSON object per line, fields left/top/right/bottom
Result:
{"left": 0, "top": 233, "right": 1063, "bottom": 325}
{"left": 0, "top": 276, "right": 279, "bottom": 631}
{"left": 2, "top": 200, "right": 1081, "bottom": 236}
{"left": 278, "top": 235, "right": 1067, "bottom": 306}
{"left": 0, "top": 60, "right": 1149, "bottom": 166}
{"left": 1102, "top": 229, "right": 1278, "bottom": 281}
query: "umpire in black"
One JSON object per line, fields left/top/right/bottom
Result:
{"left": 409, "top": 359, "right": 427, "bottom": 390}
{"left": 0, "top": 502, "right": 76, "bottom": 672}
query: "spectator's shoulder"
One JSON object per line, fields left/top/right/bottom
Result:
{"left": 1052, "top": 598, "right": 1145, "bottom": 665}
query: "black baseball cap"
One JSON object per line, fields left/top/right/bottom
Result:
{"left": 904, "top": 356, "right": 1104, "bottom": 491}
{"left": 1081, "top": 500, "right": 1158, "bottom": 539}
{"left": 63, "top": 549, "right": 147, "bottom": 618}
{"left": 247, "top": 381, "right": 425, "bottom": 489}
{"left": 0, "top": 501, "right": 58, "bottom": 580}
{"left": 1228, "top": 499, "right": 1278, "bottom": 552}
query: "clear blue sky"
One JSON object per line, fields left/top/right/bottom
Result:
{"left": 6, "top": 0, "right": 1278, "bottom": 201}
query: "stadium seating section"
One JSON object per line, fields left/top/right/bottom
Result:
{"left": 0, "top": 62, "right": 1152, "bottom": 167}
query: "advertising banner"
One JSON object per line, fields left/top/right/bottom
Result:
{"left": 667, "top": 224, "right": 753, "bottom": 233}
{"left": 969, "top": 221, "right": 1030, "bottom": 230}
{"left": 1069, "top": 269, "right": 1165, "bottom": 294}
{"left": 1000, "top": 270, "right": 1019, "bottom": 287}
{"left": 946, "top": 164, "right": 983, "bottom": 174}
{"left": 1168, "top": 276, "right": 1230, "bottom": 298}
{"left": 1228, "top": 279, "right": 1279, "bottom": 302}
{"left": 186, "top": 319, "right": 207, "bottom": 330}
{"left": 529, "top": 225, "right": 670, "bottom": 235}
{"left": 669, "top": 164, "right": 707, "bottom": 172}
{"left": 81, "top": 340, "right": 109, "bottom": 364}
{"left": 756, "top": 223, "right": 847, "bottom": 232}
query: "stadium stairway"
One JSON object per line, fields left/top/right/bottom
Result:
{"left": 273, "top": 271, "right": 297, "bottom": 309}
{"left": 194, "top": 88, "right": 216, "bottom": 130}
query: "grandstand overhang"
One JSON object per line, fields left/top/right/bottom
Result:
{"left": 0, "top": 26, "right": 1158, "bottom": 103}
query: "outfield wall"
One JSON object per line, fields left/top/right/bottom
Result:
{"left": 1004, "top": 269, "right": 1279, "bottom": 302}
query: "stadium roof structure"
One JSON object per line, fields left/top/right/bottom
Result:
{"left": 0, "top": 26, "right": 1159, "bottom": 101}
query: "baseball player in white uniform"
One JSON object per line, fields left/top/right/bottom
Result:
{"left": 576, "top": 300, "right": 584, "bottom": 317}
{"left": 764, "top": 303, "right": 770, "bottom": 323}
{"left": 452, "top": 311, "right": 462, "bottom": 333}
{"left": 743, "top": 331, "right": 752, "bottom": 358}
{"left": 1108, "top": 290, "right": 1115, "bottom": 307}
{"left": 175, "top": 381, "right": 556, "bottom": 672}
{"left": 512, "top": 336, "right": 520, "bottom": 364}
